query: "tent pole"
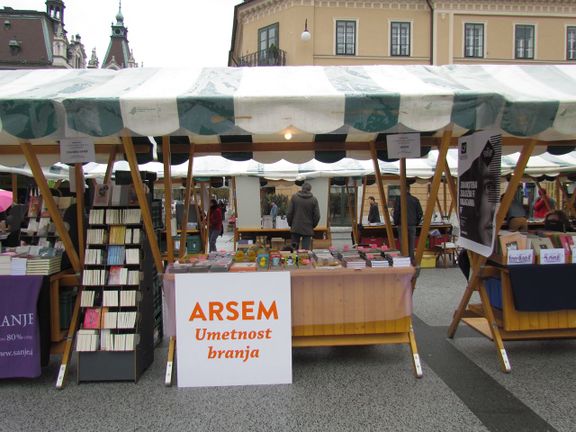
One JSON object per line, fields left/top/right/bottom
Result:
{"left": 180, "top": 140, "right": 196, "bottom": 259}
{"left": 443, "top": 180, "right": 448, "bottom": 218}
{"left": 21, "top": 142, "right": 81, "bottom": 274}
{"left": 104, "top": 146, "right": 117, "bottom": 185}
{"left": 74, "top": 164, "right": 85, "bottom": 266}
{"left": 162, "top": 136, "right": 175, "bottom": 262}
{"left": 369, "top": 141, "right": 395, "bottom": 248}
{"left": 11, "top": 173, "right": 17, "bottom": 203}
{"left": 399, "top": 159, "right": 410, "bottom": 258}
{"left": 232, "top": 177, "right": 238, "bottom": 250}
{"left": 414, "top": 128, "right": 452, "bottom": 268}
{"left": 347, "top": 179, "right": 359, "bottom": 245}
{"left": 360, "top": 176, "right": 367, "bottom": 226}
{"left": 121, "top": 136, "right": 164, "bottom": 273}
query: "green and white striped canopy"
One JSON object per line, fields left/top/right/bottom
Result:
{"left": 0, "top": 64, "right": 575, "bottom": 143}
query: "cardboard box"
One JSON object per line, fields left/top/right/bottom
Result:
{"left": 421, "top": 253, "right": 437, "bottom": 268}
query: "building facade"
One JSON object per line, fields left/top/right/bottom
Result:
{"left": 0, "top": 0, "right": 136, "bottom": 70}
{"left": 0, "top": 0, "right": 86, "bottom": 69}
{"left": 229, "top": 0, "right": 576, "bottom": 67}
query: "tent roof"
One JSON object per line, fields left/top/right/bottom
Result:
{"left": 1, "top": 65, "right": 576, "bottom": 146}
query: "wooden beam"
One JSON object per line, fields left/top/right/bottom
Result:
{"left": 74, "top": 164, "right": 85, "bottom": 266}
{"left": 415, "top": 129, "right": 453, "bottom": 267}
{"left": 162, "top": 136, "right": 175, "bottom": 262}
{"left": 11, "top": 173, "right": 17, "bottom": 203}
{"left": 369, "top": 141, "right": 395, "bottom": 248}
{"left": 359, "top": 176, "right": 367, "bottom": 225}
{"left": 20, "top": 141, "right": 81, "bottom": 274}
{"left": 180, "top": 141, "right": 195, "bottom": 259}
{"left": 104, "top": 146, "right": 117, "bottom": 185}
{"left": 121, "top": 136, "right": 164, "bottom": 272}
{"left": 399, "top": 158, "right": 409, "bottom": 257}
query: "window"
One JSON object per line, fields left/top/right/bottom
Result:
{"left": 258, "top": 23, "right": 279, "bottom": 65}
{"left": 336, "top": 20, "right": 356, "bottom": 56}
{"left": 515, "top": 24, "right": 534, "bottom": 59}
{"left": 464, "top": 23, "right": 484, "bottom": 58}
{"left": 391, "top": 22, "right": 410, "bottom": 56}
{"left": 567, "top": 26, "right": 576, "bottom": 60}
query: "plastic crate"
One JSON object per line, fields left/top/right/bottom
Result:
{"left": 421, "top": 254, "right": 437, "bottom": 268}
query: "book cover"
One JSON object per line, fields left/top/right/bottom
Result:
{"left": 28, "top": 196, "right": 41, "bottom": 218}
{"left": 498, "top": 232, "right": 527, "bottom": 258}
{"left": 83, "top": 307, "right": 102, "bottom": 329}
{"left": 558, "top": 235, "right": 574, "bottom": 256}
{"left": 93, "top": 183, "right": 112, "bottom": 207}
{"left": 531, "top": 236, "right": 555, "bottom": 257}
{"left": 108, "top": 265, "right": 126, "bottom": 285}
{"left": 127, "top": 184, "right": 138, "bottom": 206}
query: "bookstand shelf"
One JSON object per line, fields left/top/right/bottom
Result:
{"left": 76, "top": 205, "right": 154, "bottom": 383}
{"left": 452, "top": 259, "right": 576, "bottom": 372}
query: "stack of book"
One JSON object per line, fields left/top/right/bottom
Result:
{"left": 0, "top": 255, "right": 11, "bottom": 275}
{"left": 391, "top": 256, "right": 412, "bottom": 267}
{"left": 366, "top": 256, "right": 391, "bottom": 268}
{"left": 342, "top": 256, "right": 366, "bottom": 269}
{"left": 11, "top": 257, "right": 27, "bottom": 275}
{"left": 26, "top": 256, "right": 62, "bottom": 275}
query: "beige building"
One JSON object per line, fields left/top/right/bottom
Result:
{"left": 229, "top": 0, "right": 576, "bottom": 67}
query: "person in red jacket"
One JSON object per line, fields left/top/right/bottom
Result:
{"left": 533, "top": 189, "right": 555, "bottom": 219}
{"left": 209, "top": 199, "right": 223, "bottom": 252}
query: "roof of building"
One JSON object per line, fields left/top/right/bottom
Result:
{"left": 0, "top": 8, "right": 54, "bottom": 68}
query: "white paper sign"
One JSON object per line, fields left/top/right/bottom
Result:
{"left": 175, "top": 272, "right": 292, "bottom": 388}
{"left": 386, "top": 133, "right": 421, "bottom": 158}
{"left": 507, "top": 249, "right": 534, "bottom": 265}
{"left": 60, "top": 138, "right": 95, "bottom": 164}
{"left": 572, "top": 247, "right": 576, "bottom": 264}
{"left": 540, "top": 248, "right": 565, "bottom": 265}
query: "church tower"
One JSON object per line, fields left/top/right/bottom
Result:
{"left": 102, "top": 0, "right": 137, "bottom": 69}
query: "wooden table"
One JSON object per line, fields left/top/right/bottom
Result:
{"left": 290, "top": 266, "right": 422, "bottom": 377}
{"left": 162, "top": 265, "right": 422, "bottom": 384}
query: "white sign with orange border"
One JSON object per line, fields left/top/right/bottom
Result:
{"left": 175, "top": 272, "right": 292, "bottom": 387}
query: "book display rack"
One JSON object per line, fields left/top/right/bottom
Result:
{"left": 76, "top": 204, "right": 155, "bottom": 382}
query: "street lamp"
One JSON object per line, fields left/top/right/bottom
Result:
{"left": 301, "top": 19, "right": 311, "bottom": 42}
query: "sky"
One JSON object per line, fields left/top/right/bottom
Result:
{"left": 2, "top": 0, "right": 240, "bottom": 67}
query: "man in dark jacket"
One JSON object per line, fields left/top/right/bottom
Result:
{"left": 287, "top": 182, "right": 320, "bottom": 250}
{"left": 393, "top": 185, "right": 423, "bottom": 261}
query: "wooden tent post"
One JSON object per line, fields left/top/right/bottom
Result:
{"left": 369, "top": 141, "right": 395, "bottom": 248}
{"left": 21, "top": 142, "right": 83, "bottom": 390}
{"left": 399, "top": 158, "right": 409, "bottom": 257}
{"left": 104, "top": 146, "right": 117, "bottom": 185}
{"left": 232, "top": 177, "right": 238, "bottom": 250}
{"left": 74, "top": 164, "right": 85, "bottom": 266}
{"left": 21, "top": 142, "right": 81, "bottom": 273}
{"left": 121, "top": 136, "right": 164, "bottom": 273}
{"left": 414, "top": 129, "right": 452, "bottom": 267}
{"left": 360, "top": 176, "right": 367, "bottom": 225}
{"left": 447, "top": 139, "right": 536, "bottom": 373}
{"left": 11, "top": 173, "right": 17, "bottom": 203}
{"left": 180, "top": 141, "right": 195, "bottom": 259}
{"left": 162, "top": 136, "right": 175, "bottom": 263}
{"left": 347, "top": 180, "right": 359, "bottom": 244}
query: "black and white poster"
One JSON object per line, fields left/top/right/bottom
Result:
{"left": 458, "top": 130, "right": 502, "bottom": 257}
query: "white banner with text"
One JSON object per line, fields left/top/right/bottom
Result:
{"left": 175, "top": 272, "right": 292, "bottom": 387}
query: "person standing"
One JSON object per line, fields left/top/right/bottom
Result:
{"left": 270, "top": 201, "right": 278, "bottom": 228}
{"left": 367, "top": 196, "right": 381, "bottom": 223}
{"left": 287, "top": 182, "right": 320, "bottom": 250}
{"left": 534, "top": 189, "right": 555, "bottom": 219}
{"left": 208, "top": 199, "right": 223, "bottom": 252}
{"left": 393, "top": 185, "right": 423, "bottom": 261}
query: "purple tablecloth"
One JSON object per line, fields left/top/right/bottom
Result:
{"left": 0, "top": 276, "right": 43, "bottom": 378}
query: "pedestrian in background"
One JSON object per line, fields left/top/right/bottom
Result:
{"left": 287, "top": 182, "right": 320, "bottom": 250}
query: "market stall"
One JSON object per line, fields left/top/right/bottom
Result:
{"left": 1, "top": 65, "right": 576, "bottom": 386}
